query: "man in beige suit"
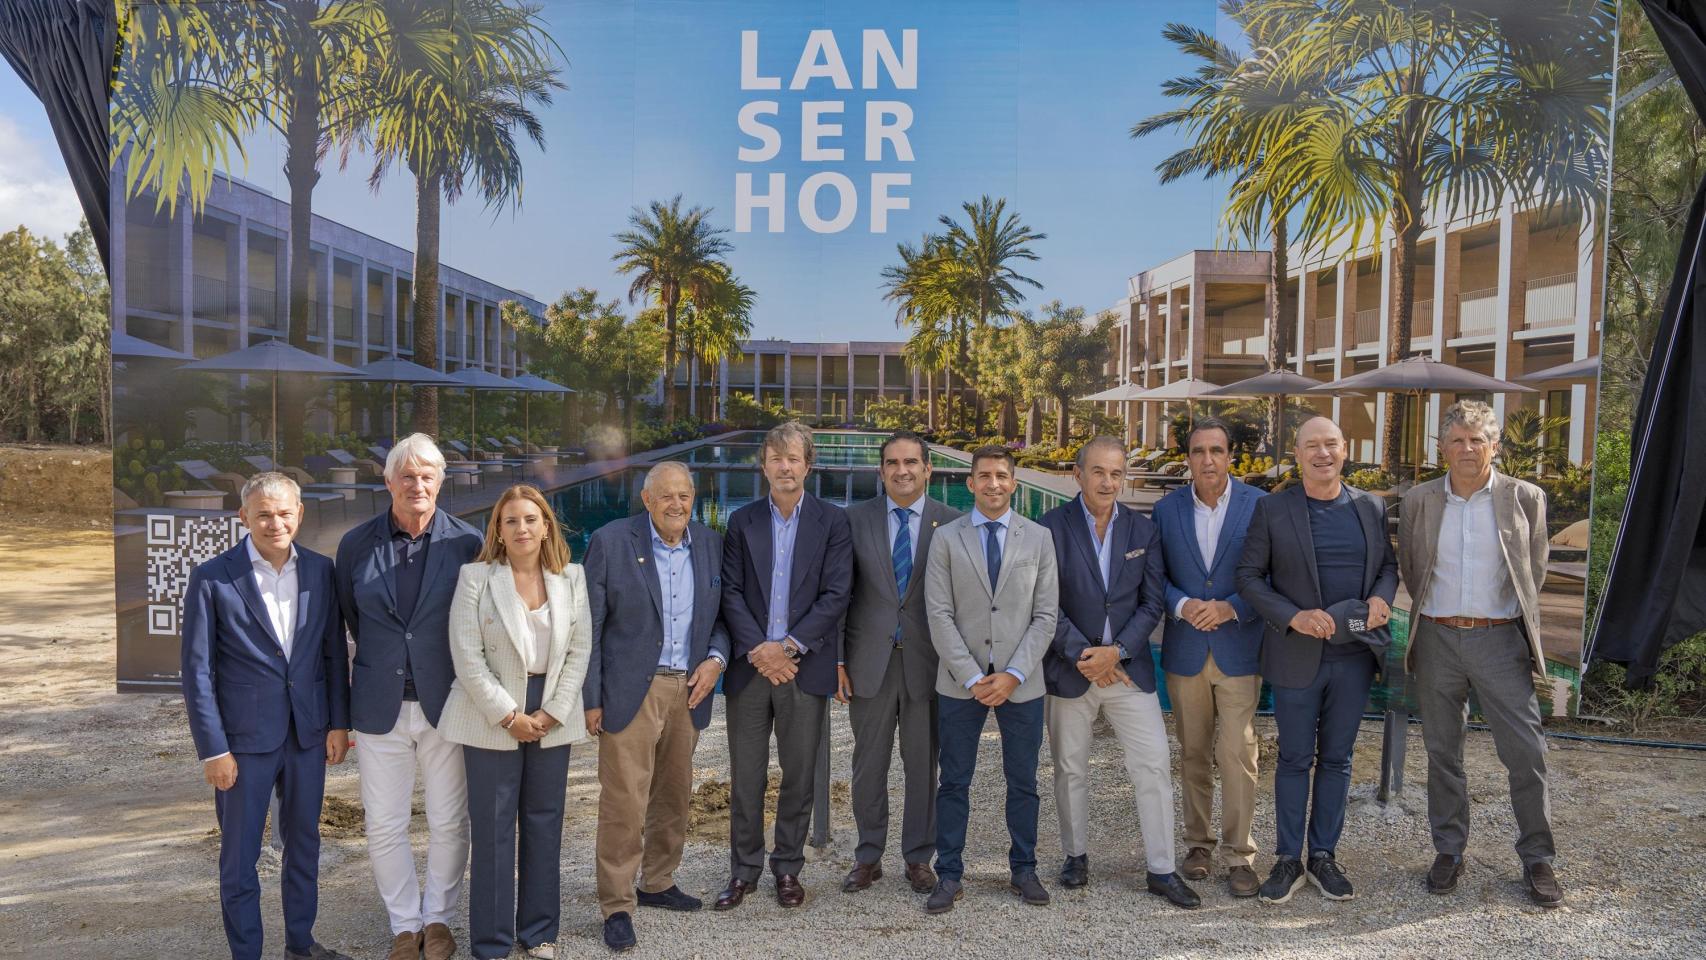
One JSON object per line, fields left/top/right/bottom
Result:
{"left": 923, "top": 445, "right": 1058, "bottom": 914}
{"left": 1398, "top": 400, "right": 1560, "bottom": 908}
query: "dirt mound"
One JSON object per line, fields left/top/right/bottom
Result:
{"left": 0, "top": 444, "right": 111, "bottom": 522}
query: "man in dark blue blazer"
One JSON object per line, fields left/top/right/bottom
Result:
{"left": 182, "top": 473, "right": 351, "bottom": 960}
{"left": 1153, "top": 418, "right": 1266, "bottom": 897}
{"left": 582, "top": 461, "right": 731, "bottom": 951}
{"left": 1039, "top": 437, "right": 1198, "bottom": 909}
{"left": 333, "top": 435, "right": 483, "bottom": 960}
{"left": 714, "top": 422, "right": 853, "bottom": 911}
{"left": 1237, "top": 417, "right": 1399, "bottom": 905}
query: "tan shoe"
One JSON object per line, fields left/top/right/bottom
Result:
{"left": 1228, "top": 864, "right": 1260, "bottom": 898}
{"left": 387, "top": 931, "right": 422, "bottom": 960}
{"left": 422, "top": 923, "right": 455, "bottom": 960}
{"left": 1180, "top": 847, "right": 1213, "bottom": 881}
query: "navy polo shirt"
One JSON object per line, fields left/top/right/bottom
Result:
{"left": 388, "top": 510, "right": 432, "bottom": 700}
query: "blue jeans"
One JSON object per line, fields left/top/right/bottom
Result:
{"left": 1270, "top": 651, "right": 1375, "bottom": 858}
{"left": 933, "top": 694, "right": 1044, "bottom": 882}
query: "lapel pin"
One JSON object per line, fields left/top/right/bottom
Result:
{"left": 638, "top": 557, "right": 646, "bottom": 564}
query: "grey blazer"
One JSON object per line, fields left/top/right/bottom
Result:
{"left": 924, "top": 511, "right": 1059, "bottom": 703}
{"left": 843, "top": 495, "right": 963, "bottom": 701}
{"left": 1398, "top": 471, "right": 1549, "bottom": 680}
{"left": 1235, "top": 483, "right": 1400, "bottom": 689}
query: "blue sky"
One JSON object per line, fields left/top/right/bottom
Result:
{"left": 0, "top": 0, "right": 1229, "bottom": 341}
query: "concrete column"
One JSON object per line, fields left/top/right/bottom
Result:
{"left": 1425, "top": 228, "right": 1450, "bottom": 464}
{"left": 319, "top": 248, "right": 334, "bottom": 357}
{"left": 386, "top": 270, "right": 398, "bottom": 358}
{"left": 846, "top": 353, "right": 855, "bottom": 422}
{"left": 1569, "top": 207, "right": 1599, "bottom": 464}
{"left": 177, "top": 210, "right": 194, "bottom": 355}
{"left": 1163, "top": 287, "right": 1180, "bottom": 379}
{"left": 1332, "top": 260, "right": 1357, "bottom": 423}
{"left": 1297, "top": 266, "right": 1317, "bottom": 365}
{"left": 355, "top": 259, "right": 369, "bottom": 363}
{"left": 1493, "top": 200, "right": 1528, "bottom": 421}
{"left": 234, "top": 218, "right": 251, "bottom": 347}
{"left": 1374, "top": 245, "right": 1393, "bottom": 461}
{"left": 1187, "top": 274, "right": 1207, "bottom": 379}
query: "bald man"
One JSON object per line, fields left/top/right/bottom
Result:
{"left": 1235, "top": 417, "right": 1398, "bottom": 905}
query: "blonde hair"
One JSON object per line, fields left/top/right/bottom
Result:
{"left": 476, "top": 484, "right": 570, "bottom": 574}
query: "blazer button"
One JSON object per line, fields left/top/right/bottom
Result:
{"left": 395, "top": 668, "right": 404, "bottom": 676}
{"left": 1206, "top": 580, "right": 1214, "bottom": 588}
{"left": 404, "top": 632, "right": 413, "bottom": 640}
{"left": 991, "top": 606, "right": 998, "bottom": 612}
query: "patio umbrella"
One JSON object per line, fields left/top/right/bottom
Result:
{"left": 1130, "top": 376, "right": 1227, "bottom": 421}
{"left": 179, "top": 339, "right": 361, "bottom": 462}
{"left": 111, "top": 331, "right": 193, "bottom": 362}
{"left": 510, "top": 373, "right": 575, "bottom": 448}
{"left": 1077, "top": 382, "right": 1152, "bottom": 403}
{"left": 448, "top": 367, "right": 525, "bottom": 457}
{"left": 343, "top": 358, "right": 461, "bottom": 441}
{"left": 1518, "top": 354, "right": 1601, "bottom": 383}
{"left": 1207, "top": 368, "right": 1354, "bottom": 450}
{"left": 1307, "top": 356, "right": 1534, "bottom": 481}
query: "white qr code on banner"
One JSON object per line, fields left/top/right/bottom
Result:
{"left": 145, "top": 514, "right": 245, "bottom": 636}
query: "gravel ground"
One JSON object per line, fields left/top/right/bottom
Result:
{"left": 3, "top": 527, "right": 1705, "bottom": 959}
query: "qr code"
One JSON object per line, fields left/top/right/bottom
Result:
{"left": 145, "top": 514, "right": 245, "bottom": 636}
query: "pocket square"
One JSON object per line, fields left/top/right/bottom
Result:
{"left": 1124, "top": 548, "right": 1146, "bottom": 559}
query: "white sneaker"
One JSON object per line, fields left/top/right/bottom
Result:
{"left": 524, "top": 943, "right": 556, "bottom": 959}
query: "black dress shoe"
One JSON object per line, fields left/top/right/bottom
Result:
{"left": 286, "top": 946, "right": 353, "bottom": 960}
{"left": 1146, "top": 872, "right": 1202, "bottom": 910}
{"left": 637, "top": 884, "right": 702, "bottom": 911}
{"left": 1524, "top": 862, "right": 1564, "bottom": 908}
{"left": 843, "top": 861, "right": 883, "bottom": 892}
{"left": 1427, "top": 854, "right": 1464, "bottom": 895}
{"left": 713, "top": 878, "right": 753, "bottom": 911}
{"left": 1009, "top": 871, "right": 1050, "bottom": 905}
{"left": 602, "top": 912, "right": 636, "bottom": 952}
{"left": 925, "top": 878, "right": 963, "bottom": 914}
{"left": 1059, "top": 854, "right": 1089, "bottom": 888}
{"left": 775, "top": 873, "right": 806, "bottom": 908}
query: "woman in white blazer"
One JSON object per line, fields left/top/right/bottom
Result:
{"left": 442, "top": 484, "right": 591, "bottom": 960}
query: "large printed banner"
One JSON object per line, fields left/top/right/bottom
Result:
{"left": 111, "top": 1, "right": 1614, "bottom": 715}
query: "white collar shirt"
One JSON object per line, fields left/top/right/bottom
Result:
{"left": 244, "top": 536, "right": 299, "bottom": 661}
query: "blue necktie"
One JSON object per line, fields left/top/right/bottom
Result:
{"left": 984, "top": 519, "right": 1003, "bottom": 591}
{"left": 892, "top": 507, "right": 912, "bottom": 645}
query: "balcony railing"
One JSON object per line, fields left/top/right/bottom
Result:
{"left": 1310, "top": 315, "right": 1336, "bottom": 350}
{"left": 248, "top": 286, "right": 280, "bottom": 330}
{"left": 1457, "top": 287, "right": 1498, "bottom": 337}
{"left": 193, "top": 274, "right": 233, "bottom": 321}
{"left": 1411, "top": 299, "right": 1434, "bottom": 338}
{"left": 1353, "top": 307, "right": 1380, "bottom": 347}
{"left": 1524, "top": 272, "right": 1577, "bottom": 331}
{"left": 367, "top": 313, "right": 386, "bottom": 345}
{"left": 333, "top": 305, "right": 356, "bottom": 341}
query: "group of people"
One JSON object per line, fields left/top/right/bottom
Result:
{"left": 180, "top": 402, "right": 1561, "bottom": 960}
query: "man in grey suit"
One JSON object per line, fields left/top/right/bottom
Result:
{"left": 1399, "top": 400, "right": 1561, "bottom": 908}
{"left": 837, "top": 431, "right": 962, "bottom": 896}
{"left": 923, "top": 445, "right": 1059, "bottom": 914}
{"left": 583, "top": 462, "right": 731, "bottom": 951}
{"left": 1236, "top": 416, "right": 1397, "bottom": 906}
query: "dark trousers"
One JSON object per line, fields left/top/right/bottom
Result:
{"left": 463, "top": 675, "right": 571, "bottom": 960}
{"left": 933, "top": 694, "right": 1044, "bottom": 882}
{"left": 725, "top": 677, "right": 827, "bottom": 881}
{"left": 1271, "top": 652, "right": 1375, "bottom": 858}
{"left": 849, "top": 647, "right": 939, "bottom": 866}
{"left": 215, "top": 720, "right": 325, "bottom": 960}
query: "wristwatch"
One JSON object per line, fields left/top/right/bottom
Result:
{"left": 782, "top": 639, "right": 803, "bottom": 662}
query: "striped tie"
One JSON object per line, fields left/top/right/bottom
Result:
{"left": 892, "top": 507, "right": 911, "bottom": 645}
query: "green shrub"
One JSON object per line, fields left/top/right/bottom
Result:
{"left": 1346, "top": 467, "right": 1397, "bottom": 490}
{"left": 1581, "top": 633, "right": 1706, "bottom": 732}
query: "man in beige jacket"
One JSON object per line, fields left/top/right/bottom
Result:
{"left": 1398, "top": 400, "right": 1560, "bottom": 908}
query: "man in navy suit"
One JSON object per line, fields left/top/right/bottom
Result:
{"left": 583, "top": 461, "right": 731, "bottom": 951}
{"left": 1153, "top": 418, "right": 1266, "bottom": 897}
{"left": 714, "top": 422, "right": 853, "bottom": 911}
{"left": 182, "top": 473, "right": 351, "bottom": 960}
{"left": 1039, "top": 437, "right": 1198, "bottom": 909}
{"left": 334, "top": 434, "right": 483, "bottom": 960}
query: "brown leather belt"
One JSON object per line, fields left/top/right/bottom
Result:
{"left": 1421, "top": 614, "right": 1518, "bottom": 630}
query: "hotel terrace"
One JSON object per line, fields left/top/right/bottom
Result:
{"left": 660, "top": 339, "right": 925, "bottom": 424}
{"left": 1105, "top": 198, "right": 1601, "bottom": 466}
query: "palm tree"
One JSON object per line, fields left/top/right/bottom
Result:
{"left": 680, "top": 267, "right": 755, "bottom": 420}
{"left": 1021, "top": 303, "right": 1114, "bottom": 446}
{"left": 936, "top": 196, "right": 1046, "bottom": 425}
{"left": 882, "top": 234, "right": 970, "bottom": 429}
{"left": 611, "top": 196, "right": 733, "bottom": 422}
{"left": 355, "top": 0, "right": 561, "bottom": 435}
{"left": 1133, "top": 2, "right": 1324, "bottom": 452}
{"left": 1247, "top": 0, "right": 1612, "bottom": 471}
{"left": 900, "top": 314, "right": 952, "bottom": 431}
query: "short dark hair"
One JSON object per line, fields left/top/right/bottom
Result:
{"left": 969, "top": 444, "right": 1016, "bottom": 473}
{"left": 1186, "top": 417, "right": 1232, "bottom": 452}
{"left": 880, "top": 430, "right": 928, "bottom": 463}
{"left": 762, "top": 421, "right": 815, "bottom": 465}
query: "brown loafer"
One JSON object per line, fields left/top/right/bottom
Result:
{"left": 1228, "top": 864, "right": 1260, "bottom": 898}
{"left": 422, "top": 924, "right": 455, "bottom": 960}
{"left": 775, "top": 873, "right": 806, "bottom": 908}
{"left": 843, "top": 861, "right": 883, "bottom": 892}
{"left": 1427, "top": 854, "right": 1464, "bottom": 895}
{"left": 386, "top": 933, "right": 421, "bottom": 960}
{"left": 905, "top": 861, "right": 937, "bottom": 893}
{"left": 713, "top": 877, "right": 753, "bottom": 911}
{"left": 1524, "top": 862, "right": 1564, "bottom": 908}
{"left": 1181, "top": 847, "right": 1213, "bottom": 881}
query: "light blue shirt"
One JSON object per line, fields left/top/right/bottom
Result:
{"left": 886, "top": 495, "right": 924, "bottom": 565}
{"left": 650, "top": 520, "right": 695, "bottom": 671}
{"left": 766, "top": 496, "right": 801, "bottom": 645}
{"left": 1082, "top": 499, "right": 1118, "bottom": 644}
{"left": 967, "top": 506, "right": 1026, "bottom": 688}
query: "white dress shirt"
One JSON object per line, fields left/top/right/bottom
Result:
{"left": 246, "top": 536, "right": 299, "bottom": 660}
{"left": 1174, "top": 480, "right": 1231, "bottom": 619}
{"left": 886, "top": 495, "right": 924, "bottom": 566}
{"left": 1422, "top": 471, "right": 1520, "bottom": 619}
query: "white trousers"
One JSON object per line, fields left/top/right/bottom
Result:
{"left": 1046, "top": 683, "right": 1177, "bottom": 873}
{"left": 357, "top": 701, "right": 469, "bottom": 935}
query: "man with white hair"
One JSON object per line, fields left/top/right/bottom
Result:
{"left": 335, "top": 434, "right": 485, "bottom": 960}
{"left": 181, "top": 473, "right": 352, "bottom": 960}
{"left": 1399, "top": 400, "right": 1560, "bottom": 907}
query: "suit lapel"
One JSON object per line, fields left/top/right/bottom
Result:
{"left": 1490, "top": 473, "right": 1520, "bottom": 578}
{"left": 488, "top": 563, "right": 532, "bottom": 667}
{"left": 787, "top": 495, "right": 818, "bottom": 602}
{"left": 907, "top": 500, "right": 946, "bottom": 606}
{"left": 1212, "top": 483, "right": 1248, "bottom": 573}
{"left": 544, "top": 570, "right": 570, "bottom": 684}
{"left": 1285, "top": 488, "right": 1323, "bottom": 606}
{"left": 1107, "top": 508, "right": 1128, "bottom": 591}
{"left": 370, "top": 522, "right": 399, "bottom": 618}
{"left": 1174, "top": 491, "right": 1209, "bottom": 578}
{"left": 689, "top": 522, "right": 715, "bottom": 643}
{"left": 861, "top": 500, "right": 901, "bottom": 604}
{"left": 292, "top": 553, "right": 316, "bottom": 661}
{"left": 993, "top": 520, "right": 1022, "bottom": 597}
{"left": 227, "top": 546, "right": 284, "bottom": 656}
{"left": 630, "top": 516, "right": 665, "bottom": 624}
{"left": 749, "top": 502, "right": 774, "bottom": 612}
{"left": 958, "top": 522, "right": 994, "bottom": 598}
{"left": 1064, "top": 496, "right": 1106, "bottom": 591}
{"left": 1353, "top": 488, "right": 1385, "bottom": 595}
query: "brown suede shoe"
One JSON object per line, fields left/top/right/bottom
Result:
{"left": 776, "top": 873, "right": 806, "bottom": 908}
{"left": 905, "top": 861, "right": 937, "bottom": 893}
{"left": 1524, "top": 862, "right": 1564, "bottom": 909}
{"left": 843, "top": 861, "right": 883, "bottom": 892}
{"left": 1180, "top": 847, "right": 1213, "bottom": 881}
{"left": 422, "top": 923, "right": 455, "bottom": 960}
{"left": 1227, "top": 864, "right": 1260, "bottom": 898}
{"left": 386, "top": 931, "right": 422, "bottom": 960}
